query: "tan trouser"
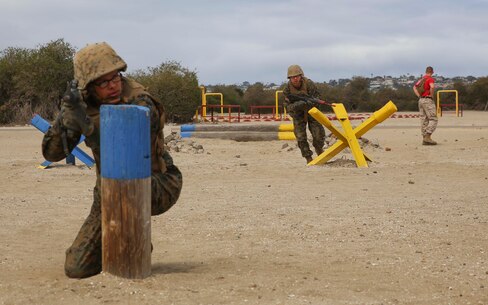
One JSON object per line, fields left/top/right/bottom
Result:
{"left": 418, "top": 97, "right": 438, "bottom": 136}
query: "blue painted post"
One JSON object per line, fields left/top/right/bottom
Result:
{"left": 100, "top": 105, "right": 152, "bottom": 279}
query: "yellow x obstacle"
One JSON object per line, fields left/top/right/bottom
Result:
{"left": 307, "top": 101, "right": 397, "bottom": 167}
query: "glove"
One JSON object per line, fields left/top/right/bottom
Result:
{"left": 61, "top": 80, "right": 94, "bottom": 136}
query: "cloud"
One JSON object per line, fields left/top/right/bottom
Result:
{"left": 1, "top": 0, "right": 487, "bottom": 84}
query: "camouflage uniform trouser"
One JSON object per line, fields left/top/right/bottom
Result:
{"left": 64, "top": 153, "right": 183, "bottom": 278}
{"left": 418, "top": 97, "right": 438, "bottom": 136}
{"left": 287, "top": 102, "right": 326, "bottom": 158}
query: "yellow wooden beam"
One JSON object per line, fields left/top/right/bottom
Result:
{"left": 333, "top": 104, "right": 368, "bottom": 167}
{"left": 307, "top": 101, "right": 397, "bottom": 167}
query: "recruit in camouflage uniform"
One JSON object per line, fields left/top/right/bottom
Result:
{"left": 283, "top": 65, "right": 326, "bottom": 164}
{"left": 42, "top": 42, "right": 183, "bottom": 278}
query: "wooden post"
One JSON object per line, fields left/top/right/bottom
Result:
{"left": 100, "top": 105, "right": 152, "bottom": 279}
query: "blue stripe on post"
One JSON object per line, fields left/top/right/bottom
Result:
{"left": 100, "top": 105, "right": 151, "bottom": 180}
{"left": 180, "top": 125, "right": 196, "bottom": 132}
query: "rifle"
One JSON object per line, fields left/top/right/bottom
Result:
{"left": 287, "top": 94, "right": 335, "bottom": 107}
{"left": 55, "top": 112, "right": 70, "bottom": 157}
{"left": 58, "top": 80, "right": 84, "bottom": 156}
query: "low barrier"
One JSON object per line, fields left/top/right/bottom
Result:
{"left": 180, "top": 111, "right": 419, "bottom": 141}
{"left": 180, "top": 123, "right": 295, "bottom": 141}
{"left": 181, "top": 124, "right": 293, "bottom": 132}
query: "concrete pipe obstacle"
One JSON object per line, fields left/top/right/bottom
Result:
{"left": 179, "top": 124, "right": 296, "bottom": 141}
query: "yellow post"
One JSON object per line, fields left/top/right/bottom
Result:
{"left": 333, "top": 104, "right": 368, "bottom": 167}
{"left": 307, "top": 108, "right": 374, "bottom": 164}
{"left": 354, "top": 101, "right": 397, "bottom": 137}
{"left": 436, "top": 89, "right": 459, "bottom": 117}
{"left": 308, "top": 101, "right": 397, "bottom": 167}
{"left": 205, "top": 93, "right": 224, "bottom": 116}
{"left": 275, "top": 90, "right": 283, "bottom": 120}
{"left": 308, "top": 106, "right": 347, "bottom": 143}
{"left": 278, "top": 124, "right": 294, "bottom": 132}
{"left": 199, "top": 86, "right": 225, "bottom": 118}
{"left": 277, "top": 131, "right": 296, "bottom": 140}
{"left": 199, "top": 86, "right": 207, "bottom": 118}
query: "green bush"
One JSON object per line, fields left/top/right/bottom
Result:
{"left": 343, "top": 77, "right": 371, "bottom": 112}
{"left": 0, "top": 39, "right": 75, "bottom": 124}
{"left": 372, "top": 87, "right": 417, "bottom": 111}
{"left": 129, "top": 61, "right": 200, "bottom": 123}
{"left": 467, "top": 77, "right": 488, "bottom": 110}
{"left": 243, "top": 83, "right": 275, "bottom": 107}
{"left": 207, "top": 84, "right": 245, "bottom": 112}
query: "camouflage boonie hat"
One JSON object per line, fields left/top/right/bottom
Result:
{"left": 74, "top": 42, "right": 127, "bottom": 90}
{"left": 287, "top": 65, "right": 304, "bottom": 78}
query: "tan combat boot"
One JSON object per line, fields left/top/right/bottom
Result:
{"left": 422, "top": 134, "right": 437, "bottom": 145}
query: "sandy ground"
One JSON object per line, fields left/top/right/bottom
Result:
{"left": 1, "top": 110, "right": 488, "bottom": 305}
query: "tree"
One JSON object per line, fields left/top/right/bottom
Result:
{"left": 208, "top": 84, "right": 245, "bottom": 111}
{"left": 129, "top": 61, "right": 200, "bottom": 123}
{"left": 314, "top": 82, "right": 336, "bottom": 112}
{"left": 372, "top": 88, "right": 397, "bottom": 111}
{"left": 393, "top": 86, "right": 418, "bottom": 111}
{"left": 467, "top": 77, "right": 488, "bottom": 110}
{"left": 343, "top": 77, "right": 370, "bottom": 111}
{"left": 242, "top": 82, "right": 275, "bottom": 111}
{"left": 0, "top": 47, "right": 30, "bottom": 106}
{"left": 452, "top": 81, "right": 468, "bottom": 107}
{"left": 0, "top": 39, "right": 75, "bottom": 124}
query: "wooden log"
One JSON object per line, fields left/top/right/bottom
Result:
{"left": 100, "top": 105, "right": 152, "bottom": 279}
{"left": 101, "top": 178, "right": 151, "bottom": 278}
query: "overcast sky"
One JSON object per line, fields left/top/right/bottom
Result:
{"left": 1, "top": 0, "right": 487, "bottom": 85}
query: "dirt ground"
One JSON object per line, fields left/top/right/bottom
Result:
{"left": 1, "top": 111, "right": 488, "bottom": 305}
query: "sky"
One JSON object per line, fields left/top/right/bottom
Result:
{"left": 1, "top": 0, "right": 488, "bottom": 85}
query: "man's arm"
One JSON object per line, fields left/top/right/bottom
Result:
{"left": 42, "top": 80, "right": 93, "bottom": 162}
{"left": 413, "top": 85, "right": 420, "bottom": 98}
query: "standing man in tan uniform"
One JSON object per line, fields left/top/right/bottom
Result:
{"left": 413, "top": 66, "right": 438, "bottom": 145}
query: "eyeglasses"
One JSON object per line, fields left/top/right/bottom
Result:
{"left": 94, "top": 73, "right": 122, "bottom": 88}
